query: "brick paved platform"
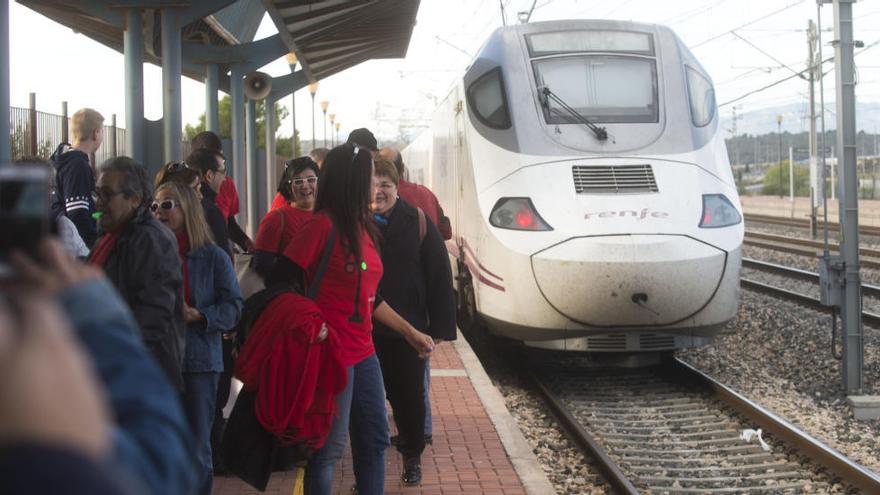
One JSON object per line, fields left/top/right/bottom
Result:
{"left": 213, "top": 340, "right": 530, "bottom": 495}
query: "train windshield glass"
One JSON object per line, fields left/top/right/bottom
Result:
{"left": 533, "top": 56, "right": 658, "bottom": 124}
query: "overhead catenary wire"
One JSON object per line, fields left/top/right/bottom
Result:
{"left": 690, "top": 0, "right": 807, "bottom": 49}
{"left": 719, "top": 37, "right": 880, "bottom": 108}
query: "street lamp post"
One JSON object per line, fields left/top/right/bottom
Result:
{"left": 286, "top": 53, "right": 298, "bottom": 156}
{"left": 308, "top": 82, "right": 319, "bottom": 152}
{"left": 320, "top": 100, "right": 330, "bottom": 148}
{"left": 328, "top": 113, "right": 336, "bottom": 146}
{"left": 777, "top": 114, "right": 784, "bottom": 198}
{"left": 335, "top": 122, "right": 341, "bottom": 146}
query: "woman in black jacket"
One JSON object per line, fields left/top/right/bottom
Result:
{"left": 370, "top": 158, "right": 456, "bottom": 486}
{"left": 89, "top": 157, "right": 186, "bottom": 392}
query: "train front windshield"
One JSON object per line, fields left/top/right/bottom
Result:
{"left": 528, "top": 30, "right": 659, "bottom": 124}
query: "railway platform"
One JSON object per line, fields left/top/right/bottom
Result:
{"left": 212, "top": 335, "right": 554, "bottom": 495}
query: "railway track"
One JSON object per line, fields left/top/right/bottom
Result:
{"left": 743, "top": 231, "right": 880, "bottom": 270}
{"left": 531, "top": 358, "right": 880, "bottom": 494}
{"left": 740, "top": 257, "right": 880, "bottom": 327}
{"left": 744, "top": 213, "right": 880, "bottom": 238}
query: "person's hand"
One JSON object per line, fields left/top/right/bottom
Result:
{"left": 0, "top": 293, "right": 111, "bottom": 458}
{"left": 314, "top": 322, "right": 329, "bottom": 343}
{"left": 10, "top": 239, "right": 103, "bottom": 294}
{"left": 184, "top": 304, "right": 204, "bottom": 323}
{"left": 244, "top": 239, "right": 257, "bottom": 253}
{"left": 405, "top": 328, "right": 434, "bottom": 359}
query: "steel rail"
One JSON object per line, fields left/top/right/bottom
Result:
{"left": 745, "top": 230, "right": 880, "bottom": 258}
{"left": 530, "top": 376, "right": 641, "bottom": 495}
{"left": 743, "top": 237, "right": 880, "bottom": 270}
{"left": 673, "top": 358, "right": 880, "bottom": 494}
{"left": 744, "top": 213, "right": 880, "bottom": 237}
{"left": 740, "top": 278, "right": 880, "bottom": 327}
{"left": 742, "top": 257, "right": 880, "bottom": 299}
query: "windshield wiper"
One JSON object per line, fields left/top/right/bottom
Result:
{"left": 539, "top": 86, "right": 608, "bottom": 141}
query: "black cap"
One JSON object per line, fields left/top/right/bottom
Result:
{"left": 347, "top": 128, "right": 378, "bottom": 151}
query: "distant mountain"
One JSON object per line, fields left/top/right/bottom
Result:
{"left": 719, "top": 101, "right": 880, "bottom": 136}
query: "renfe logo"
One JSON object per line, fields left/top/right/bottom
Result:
{"left": 584, "top": 208, "right": 669, "bottom": 220}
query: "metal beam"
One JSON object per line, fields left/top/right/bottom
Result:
{"left": 161, "top": 8, "right": 182, "bottom": 163}
{"left": 245, "top": 98, "right": 257, "bottom": 236}
{"left": 833, "top": 0, "right": 863, "bottom": 392}
{"left": 179, "top": 0, "right": 238, "bottom": 25}
{"left": 205, "top": 63, "right": 220, "bottom": 133}
{"left": 124, "top": 8, "right": 145, "bottom": 164}
{"left": 267, "top": 70, "right": 310, "bottom": 101}
{"left": 181, "top": 34, "right": 287, "bottom": 67}
{"left": 0, "top": 0, "right": 9, "bottom": 162}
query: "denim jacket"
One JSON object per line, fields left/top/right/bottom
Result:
{"left": 58, "top": 279, "right": 196, "bottom": 495}
{"left": 185, "top": 243, "right": 243, "bottom": 372}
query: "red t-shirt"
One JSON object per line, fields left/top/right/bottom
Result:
{"left": 255, "top": 205, "right": 312, "bottom": 255}
{"left": 216, "top": 177, "right": 240, "bottom": 219}
{"left": 270, "top": 192, "right": 288, "bottom": 211}
{"left": 284, "top": 213, "right": 383, "bottom": 367}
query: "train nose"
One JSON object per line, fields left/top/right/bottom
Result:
{"left": 531, "top": 235, "right": 727, "bottom": 326}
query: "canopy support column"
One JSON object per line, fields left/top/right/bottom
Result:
{"left": 161, "top": 8, "right": 182, "bottom": 163}
{"left": 245, "top": 98, "right": 257, "bottom": 235}
{"left": 205, "top": 64, "right": 220, "bottom": 134}
{"left": 124, "top": 8, "right": 144, "bottom": 164}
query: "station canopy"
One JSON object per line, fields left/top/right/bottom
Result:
{"left": 19, "top": 0, "right": 421, "bottom": 84}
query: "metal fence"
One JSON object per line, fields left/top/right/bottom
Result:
{"left": 8, "top": 104, "right": 127, "bottom": 164}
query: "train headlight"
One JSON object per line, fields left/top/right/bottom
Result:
{"left": 489, "top": 197, "right": 553, "bottom": 231}
{"left": 699, "top": 194, "right": 742, "bottom": 228}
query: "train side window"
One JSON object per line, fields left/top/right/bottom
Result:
{"left": 686, "top": 67, "right": 716, "bottom": 127}
{"left": 467, "top": 67, "right": 511, "bottom": 129}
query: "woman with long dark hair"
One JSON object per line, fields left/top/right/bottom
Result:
{"left": 280, "top": 143, "right": 434, "bottom": 495}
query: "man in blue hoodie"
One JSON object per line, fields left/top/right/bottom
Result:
{"left": 50, "top": 108, "right": 103, "bottom": 248}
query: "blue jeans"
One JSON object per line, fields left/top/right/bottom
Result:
{"left": 182, "top": 372, "right": 219, "bottom": 495}
{"left": 305, "top": 353, "right": 390, "bottom": 495}
{"left": 424, "top": 359, "right": 432, "bottom": 437}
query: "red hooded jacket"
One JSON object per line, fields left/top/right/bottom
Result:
{"left": 235, "top": 293, "right": 348, "bottom": 448}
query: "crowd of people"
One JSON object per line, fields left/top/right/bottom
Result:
{"left": 0, "top": 107, "right": 457, "bottom": 495}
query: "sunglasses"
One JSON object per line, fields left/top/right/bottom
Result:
{"left": 149, "top": 199, "right": 179, "bottom": 212}
{"left": 291, "top": 176, "right": 318, "bottom": 186}
{"left": 167, "top": 161, "right": 189, "bottom": 173}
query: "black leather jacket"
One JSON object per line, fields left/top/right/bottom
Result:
{"left": 99, "top": 205, "right": 186, "bottom": 391}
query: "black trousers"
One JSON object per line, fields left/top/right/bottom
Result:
{"left": 374, "top": 335, "right": 426, "bottom": 461}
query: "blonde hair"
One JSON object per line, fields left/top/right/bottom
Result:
{"left": 155, "top": 182, "right": 214, "bottom": 250}
{"left": 71, "top": 108, "right": 104, "bottom": 142}
{"left": 373, "top": 157, "right": 399, "bottom": 186}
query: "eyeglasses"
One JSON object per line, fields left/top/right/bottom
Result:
{"left": 291, "top": 176, "right": 318, "bottom": 187}
{"left": 149, "top": 199, "right": 179, "bottom": 212}
{"left": 92, "top": 189, "right": 124, "bottom": 203}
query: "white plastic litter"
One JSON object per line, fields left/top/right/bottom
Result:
{"left": 740, "top": 428, "right": 770, "bottom": 451}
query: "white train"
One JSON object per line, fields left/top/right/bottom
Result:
{"left": 403, "top": 20, "right": 743, "bottom": 352}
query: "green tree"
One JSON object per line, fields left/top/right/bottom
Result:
{"left": 761, "top": 161, "right": 810, "bottom": 196}
{"left": 184, "top": 96, "right": 290, "bottom": 150}
{"left": 276, "top": 128, "right": 301, "bottom": 158}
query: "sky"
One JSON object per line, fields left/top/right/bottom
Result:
{"left": 8, "top": 0, "right": 880, "bottom": 143}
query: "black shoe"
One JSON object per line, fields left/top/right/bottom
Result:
{"left": 389, "top": 434, "right": 398, "bottom": 446}
{"left": 350, "top": 484, "right": 358, "bottom": 494}
{"left": 402, "top": 459, "right": 422, "bottom": 486}
{"left": 424, "top": 434, "right": 432, "bottom": 445}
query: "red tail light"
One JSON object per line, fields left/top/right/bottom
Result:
{"left": 490, "top": 198, "right": 553, "bottom": 231}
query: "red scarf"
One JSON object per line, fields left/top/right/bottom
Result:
{"left": 88, "top": 230, "right": 123, "bottom": 267}
{"left": 175, "top": 230, "right": 191, "bottom": 305}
